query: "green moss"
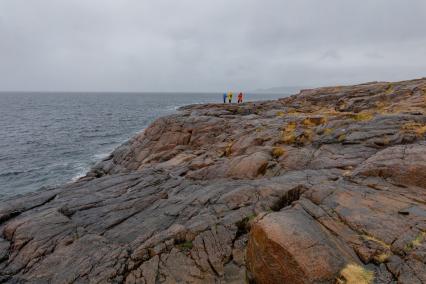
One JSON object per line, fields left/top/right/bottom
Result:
{"left": 385, "top": 84, "right": 394, "bottom": 95}
{"left": 338, "top": 134, "right": 346, "bottom": 142}
{"left": 350, "top": 113, "right": 374, "bottom": 121}
{"left": 177, "top": 241, "right": 193, "bottom": 250}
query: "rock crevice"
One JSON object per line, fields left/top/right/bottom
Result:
{"left": 1, "top": 78, "right": 426, "bottom": 283}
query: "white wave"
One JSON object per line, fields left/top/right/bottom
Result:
{"left": 71, "top": 166, "right": 89, "bottom": 182}
{"left": 92, "top": 152, "right": 111, "bottom": 160}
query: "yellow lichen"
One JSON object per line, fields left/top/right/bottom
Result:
{"left": 298, "top": 129, "right": 314, "bottom": 145}
{"left": 276, "top": 111, "right": 285, "bottom": 117}
{"left": 281, "top": 122, "right": 297, "bottom": 144}
{"left": 282, "top": 132, "right": 296, "bottom": 144}
{"left": 302, "top": 116, "right": 327, "bottom": 127}
{"left": 338, "top": 134, "right": 346, "bottom": 142}
{"left": 405, "top": 231, "right": 425, "bottom": 252}
{"left": 374, "top": 252, "right": 391, "bottom": 263}
{"left": 285, "top": 121, "right": 297, "bottom": 130}
{"left": 350, "top": 112, "right": 374, "bottom": 122}
{"left": 382, "top": 136, "right": 390, "bottom": 146}
{"left": 323, "top": 128, "right": 334, "bottom": 135}
{"left": 362, "top": 235, "right": 390, "bottom": 249}
{"left": 224, "top": 142, "right": 233, "bottom": 157}
{"left": 384, "top": 84, "right": 394, "bottom": 95}
{"left": 271, "top": 147, "right": 286, "bottom": 158}
{"left": 412, "top": 232, "right": 426, "bottom": 246}
{"left": 338, "top": 263, "right": 374, "bottom": 284}
{"left": 361, "top": 235, "right": 391, "bottom": 263}
{"left": 402, "top": 122, "right": 426, "bottom": 137}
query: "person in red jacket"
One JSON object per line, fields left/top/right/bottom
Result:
{"left": 237, "top": 92, "right": 243, "bottom": 103}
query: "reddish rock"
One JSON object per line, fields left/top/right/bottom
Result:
{"left": 1, "top": 78, "right": 426, "bottom": 283}
{"left": 247, "top": 203, "right": 359, "bottom": 284}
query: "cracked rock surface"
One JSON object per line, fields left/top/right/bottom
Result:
{"left": 1, "top": 78, "right": 426, "bottom": 283}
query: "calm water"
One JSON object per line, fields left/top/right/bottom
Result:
{"left": 0, "top": 92, "right": 287, "bottom": 199}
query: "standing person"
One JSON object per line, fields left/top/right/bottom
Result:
{"left": 228, "top": 92, "right": 233, "bottom": 103}
{"left": 237, "top": 92, "right": 243, "bottom": 103}
{"left": 223, "top": 93, "right": 227, "bottom": 103}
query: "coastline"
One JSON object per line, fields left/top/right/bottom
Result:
{"left": 0, "top": 78, "right": 425, "bottom": 283}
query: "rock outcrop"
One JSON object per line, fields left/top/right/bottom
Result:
{"left": 0, "top": 78, "right": 425, "bottom": 283}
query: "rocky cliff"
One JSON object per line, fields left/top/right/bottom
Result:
{"left": 0, "top": 78, "right": 425, "bottom": 283}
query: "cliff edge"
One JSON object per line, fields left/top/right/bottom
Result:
{"left": 0, "top": 78, "right": 425, "bottom": 283}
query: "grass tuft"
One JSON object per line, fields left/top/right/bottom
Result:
{"left": 350, "top": 112, "right": 374, "bottom": 122}
{"left": 177, "top": 241, "right": 193, "bottom": 250}
{"left": 375, "top": 252, "right": 391, "bottom": 263}
{"left": 281, "top": 122, "right": 297, "bottom": 144}
{"left": 402, "top": 122, "right": 426, "bottom": 137}
{"left": 338, "top": 134, "right": 346, "bottom": 142}
{"left": 405, "top": 231, "right": 425, "bottom": 252}
{"left": 302, "top": 116, "right": 327, "bottom": 127}
{"left": 272, "top": 147, "right": 286, "bottom": 158}
{"left": 338, "top": 263, "right": 374, "bottom": 284}
{"left": 323, "top": 128, "right": 334, "bottom": 135}
{"left": 362, "top": 235, "right": 390, "bottom": 249}
{"left": 224, "top": 142, "right": 233, "bottom": 157}
{"left": 298, "top": 130, "right": 314, "bottom": 145}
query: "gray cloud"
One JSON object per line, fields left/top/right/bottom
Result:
{"left": 0, "top": 0, "right": 425, "bottom": 92}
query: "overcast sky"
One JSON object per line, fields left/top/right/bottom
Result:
{"left": 1, "top": 0, "right": 425, "bottom": 92}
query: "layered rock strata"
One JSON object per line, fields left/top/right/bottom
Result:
{"left": 0, "top": 78, "right": 425, "bottom": 283}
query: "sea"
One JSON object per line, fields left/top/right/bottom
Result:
{"left": 0, "top": 92, "right": 288, "bottom": 199}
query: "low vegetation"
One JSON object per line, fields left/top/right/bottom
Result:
{"left": 276, "top": 111, "right": 285, "bottom": 117}
{"left": 375, "top": 252, "right": 391, "bottom": 263}
{"left": 337, "top": 263, "right": 374, "bottom": 284}
{"left": 176, "top": 240, "right": 193, "bottom": 250}
{"left": 350, "top": 112, "right": 374, "bottom": 122}
{"left": 323, "top": 128, "right": 334, "bottom": 135}
{"left": 281, "top": 121, "right": 297, "bottom": 144}
{"left": 338, "top": 134, "right": 346, "bottom": 142}
{"left": 298, "top": 129, "right": 314, "bottom": 145}
{"left": 302, "top": 116, "right": 327, "bottom": 126}
{"left": 405, "top": 231, "right": 425, "bottom": 252}
{"left": 224, "top": 142, "right": 233, "bottom": 157}
{"left": 384, "top": 84, "right": 394, "bottom": 95}
{"left": 362, "top": 234, "right": 390, "bottom": 249}
{"left": 271, "top": 147, "right": 285, "bottom": 158}
{"left": 361, "top": 234, "right": 391, "bottom": 263}
{"left": 402, "top": 122, "right": 426, "bottom": 137}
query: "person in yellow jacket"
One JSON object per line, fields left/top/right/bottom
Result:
{"left": 227, "top": 92, "right": 233, "bottom": 103}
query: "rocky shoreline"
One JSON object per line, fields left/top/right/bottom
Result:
{"left": 0, "top": 78, "right": 425, "bottom": 283}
